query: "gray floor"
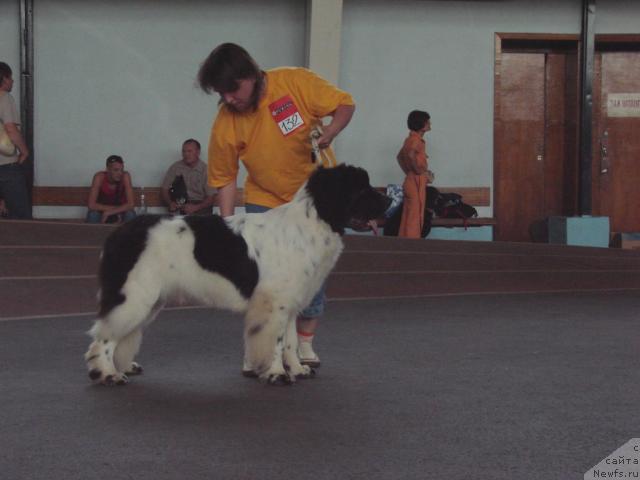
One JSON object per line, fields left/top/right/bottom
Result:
{"left": 2, "top": 291, "right": 639, "bottom": 480}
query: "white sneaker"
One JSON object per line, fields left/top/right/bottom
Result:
{"left": 298, "top": 341, "right": 321, "bottom": 368}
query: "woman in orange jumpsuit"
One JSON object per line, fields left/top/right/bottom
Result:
{"left": 397, "top": 110, "right": 431, "bottom": 238}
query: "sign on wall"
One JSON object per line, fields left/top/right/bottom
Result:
{"left": 607, "top": 93, "right": 640, "bottom": 117}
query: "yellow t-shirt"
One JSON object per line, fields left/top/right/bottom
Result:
{"left": 208, "top": 67, "right": 355, "bottom": 208}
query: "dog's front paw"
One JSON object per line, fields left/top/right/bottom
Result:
{"left": 259, "top": 364, "right": 295, "bottom": 385}
{"left": 265, "top": 373, "right": 295, "bottom": 386}
{"left": 296, "top": 365, "right": 316, "bottom": 379}
{"left": 287, "top": 363, "right": 315, "bottom": 380}
{"left": 126, "top": 362, "right": 144, "bottom": 376}
{"left": 105, "top": 373, "right": 129, "bottom": 386}
{"left": 89, "top": 369, "right": 129, "bottom": 386}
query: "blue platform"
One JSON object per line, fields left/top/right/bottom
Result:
{"left": 428, "top": 225, "right": 493, "bottom": 241}
{"left": 348, "top": 225, "right": 494, "bottom": 241}
{"left": 548, "top": 216, "right": 610, "bottom": 248}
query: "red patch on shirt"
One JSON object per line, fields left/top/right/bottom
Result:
{"left": 269, "top": 95, "right": 305, "bottom": 136}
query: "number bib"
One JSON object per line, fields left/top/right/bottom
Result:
{"left": 269, "top": 95, "right": 305, "bottom": 136}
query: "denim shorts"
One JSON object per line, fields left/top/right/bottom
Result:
{"left": 245, "top": 203, "right": 326, "bottom": 318}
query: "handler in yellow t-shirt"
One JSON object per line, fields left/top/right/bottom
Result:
{"left": 198, "top": 43, "right": 355, "bottom": 374}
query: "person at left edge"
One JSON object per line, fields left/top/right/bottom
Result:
{"left": 0, "top": 61, "right": 31, "bottom": 219}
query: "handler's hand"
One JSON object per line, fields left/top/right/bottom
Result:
{"left": 316, "top": 126, "right": 338, "bottom": 149}
{"left": 17, "top": 149, "right": 29, "bottom": 164}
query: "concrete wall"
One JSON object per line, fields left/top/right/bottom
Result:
{"left": 31, "top": 0, "right": 305, "bottom": 192}
{"left": 1, "top": 0, "right": 639, "bottom": 218}
{"left": 339, "top": 0, "right": 582, "bottom": 191}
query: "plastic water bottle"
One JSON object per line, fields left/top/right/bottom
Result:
{"left": 139, "top": 187, "right": 147, "bottom": 214}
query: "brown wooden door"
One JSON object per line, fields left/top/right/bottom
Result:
{"left": 592, "top": 50, "right": 640, "bottom": 233}
{"left": 494, "top": 44, "right": 579, "bottom": 242}
{"left": 495, "top": 53, "right": 545, "bottom": 242}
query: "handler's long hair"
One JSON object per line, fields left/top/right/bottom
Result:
{"left": 198, "top": 43, "right": 264, "bottom": 112}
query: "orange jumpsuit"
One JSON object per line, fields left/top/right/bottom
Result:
{"left": 397, "top": 131, "right": 428, "bottom": 238}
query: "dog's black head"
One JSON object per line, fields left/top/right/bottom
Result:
{"left": 306, "top": 165, "right": 392, "bottom": 235}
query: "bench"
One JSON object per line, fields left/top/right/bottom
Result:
{"left": 31, "top": 186, "right": 244, "bottom": 221}
{"left": 371, "top": 186, "right": 495, "bottom": 241}
{"left": 429, "top": 187, "right": 494, "bottom": 240}
{"left": 32, "top": 186, "right": 495, "bottom": 240}
{"left": 31, "top": 186, "right": 243, "bottom": 209}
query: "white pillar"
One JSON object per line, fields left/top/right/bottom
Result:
{"left": 306, "top": 0, "right": 343, "bottom": 86}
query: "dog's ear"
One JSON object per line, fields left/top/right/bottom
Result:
{"left": 306, "top": 165, "right": 372, "bottom": 234}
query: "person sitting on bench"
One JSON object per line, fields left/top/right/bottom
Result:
{"left": 161, "top": 138, "right": 215, "bottom": 215}
{"left": 86, "top": 155, "right": 136, "bottom": 224}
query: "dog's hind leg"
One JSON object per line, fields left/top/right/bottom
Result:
{"left": 112, "top": 300, "right": 164, "bottom": 376}
{"left": 244, "top": 291, "right": 293, "bottom": 385}
{"left": 85, "top": 295, "right": 161, "bottom": 386}
{"left": 85, "top": 333, "right": 124, "bottom": 386}
{"left": 113, "top": 328, "right": 143, "bottom": 376}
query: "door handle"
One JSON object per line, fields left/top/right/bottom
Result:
{"left": 600, "top": 131, "right": 610, "bottom": 174}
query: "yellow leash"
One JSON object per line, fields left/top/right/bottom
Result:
{"left": 309, "top": 126, "right": 338, "bottom": 168}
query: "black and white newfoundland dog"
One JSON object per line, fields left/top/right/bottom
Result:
{"left": 85, "top": 165, "right": 390, "bottom": 386}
